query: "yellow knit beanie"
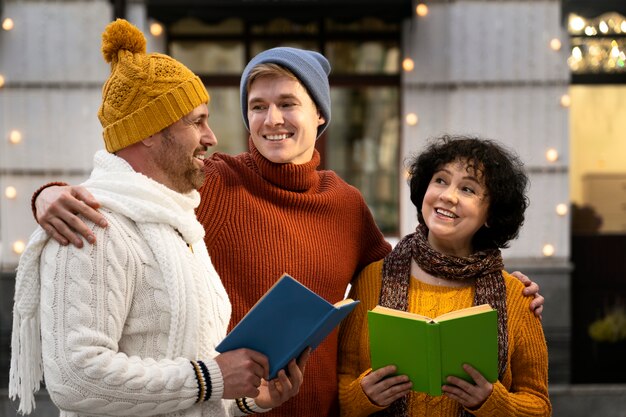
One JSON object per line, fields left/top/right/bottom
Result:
{"left": 98, "top": 19, "right": 209, "bottom": 152}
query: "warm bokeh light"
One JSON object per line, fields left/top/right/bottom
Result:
{"left": 550, "top": 38, "right": 562, "bottom": 51}
{"left": 9, "top": 130, "right": 22, "bottom": 144}
{"left": 569, "top": 15, "right": 586, "bottom": 32}
{"left": 150, "top": 22, "right": 163, "bottom": 37}
{"left": 0, "top": 74, "right": 5, "bottom": 88}
{"left": 599, "top": 21, "right": 609, "bottom": 34}
{"left": 402, "top": 57, "right": 415, "bottom": 72}
{"left": 405, "top": 113, "right": 419, "bottom": 126}
{"left": 12, "top": 240, "right": 26, "bottom": 255}
{"left": 546, "top": 148, "right": 559, "bottom": 162}
{"left": 2, "top": 18, "right": 14, "bottom": 31}
{"left": 416, "top": 3, "right": 429, "bottom": 17}
{"left": 560, "top": 94, "right": 571, "bottom": 107}
{"left": 5, "top": 186, "right": 17, "bottom": 199}
{"left": 542, "top": 244, "right": 555, "bottom": 257}
{"left": 556, "top": 203, "right": 568, "bottom": 216}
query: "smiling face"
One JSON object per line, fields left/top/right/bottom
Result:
{"left": 422, "top": 159, "right": 490, "bottom": 257}
{"left": 152, "top": 103, "right": 217, "bottom": 193}
{"left": 247, "top": 75, "right": 325, "bottom": 165}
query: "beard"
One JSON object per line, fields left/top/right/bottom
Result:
{"left": 154, "top": 128, "right": 206, "bottom": 193}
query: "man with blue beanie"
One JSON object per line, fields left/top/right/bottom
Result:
{"left": 33, "top": 46, "right": 545, "bottom": 417}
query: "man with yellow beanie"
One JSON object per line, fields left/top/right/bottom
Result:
{"left": 9, "top": 19, "right": 306, "bottom": 417}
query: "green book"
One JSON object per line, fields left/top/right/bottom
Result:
{"left": 368, "top": 304, "right": 498, "bottom": 396}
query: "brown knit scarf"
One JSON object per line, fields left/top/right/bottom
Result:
{"left": 375, "top": 224, "right": 508, "bottom": 417}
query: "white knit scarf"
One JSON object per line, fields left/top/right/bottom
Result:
{"left": 10, "top": 150, "right": 207, "bottom": 414}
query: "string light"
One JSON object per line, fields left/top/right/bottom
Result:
{"left": 556, "top": 203, "right": 568, "bottom": 216}
{"left": 150, "top": 22, "right": 163, "bottom": 37}
{"left": 560, "top": 94, "right": 571, "bottom": 108}
{"left": 405, "top": 113, "right": 419, "bottom": 126}
{"left": 416, "top": 3, "right": 429, "bottom": 17}
{"left": 12, "top": 240, "right": 26, "bottom": 255}
{"left": 550, "top": 38, "right": 562, "bottom": 51}
{"left": 402, "top": 58, "right": 415, "bottom": 72}
{"left": 0, "top": 74, "right": 5, "bottom": 88}
{"left": 542, "top": 244, "right": 555, "bottom": 257}
{"left": 569, "top": 15, "right": 586, "bottom": 32}
{"left": 546, "top": 148, "right": 559, "bottom": 162}
{"left": 9, "top": 130, "right": 22, "bottom": 144}
{"left": 2, "top": 18, "right": 14, "bottom": 31}
{"left": 5, "top": 186, "right": 17, "bottom": 199}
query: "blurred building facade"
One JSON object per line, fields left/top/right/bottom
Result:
{"left": 0, "top": 1, "right": 624, "bottom": 416}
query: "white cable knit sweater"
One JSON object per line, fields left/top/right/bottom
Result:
{"left": 11, "top": 151, "right": 246, "bottom": 417}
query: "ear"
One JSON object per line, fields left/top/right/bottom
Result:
{"left": 317, "top": 113, "right": 325, "bottom": 127}
{"left": 141, "top": 133, "right": 160, "bottom": 148}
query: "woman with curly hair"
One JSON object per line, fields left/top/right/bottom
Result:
{"left": 338, "top": 135, "right": 551, "bottom": 417}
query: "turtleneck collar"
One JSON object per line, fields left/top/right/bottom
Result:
{"left": 248, "top": 139, "right": 321, "bottom": 192}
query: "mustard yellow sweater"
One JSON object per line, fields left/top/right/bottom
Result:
{"left": 338, "top": 260, "right": 551, "bottom": 417}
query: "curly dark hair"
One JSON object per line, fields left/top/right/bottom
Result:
{"left": 407, "top": 134, "right": 529, "bottom": 250}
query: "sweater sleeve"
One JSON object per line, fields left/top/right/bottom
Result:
{"left": 470, "top": 274, "right": 551, "bottom": 417}
{"left": 338, "top": 261, "right": 388, "bottom": 417}
{"left": 39, "top": 213, "right": 205, "bottom": 416}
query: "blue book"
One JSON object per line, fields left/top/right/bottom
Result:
{"left": 216, "top": 273, "right": 359, "bottom": 379}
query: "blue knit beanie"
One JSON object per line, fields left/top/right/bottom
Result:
{"left": 240, "top": 47, "right": 331, "bottom": 138}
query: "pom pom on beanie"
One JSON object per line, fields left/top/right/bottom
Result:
{"left": 101, "top": 19, "right": 146, "bottom": 63}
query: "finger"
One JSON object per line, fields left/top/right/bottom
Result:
{"left": 296, "top": 347, "right": 312, "bottom": 371}
{"left": 42, "top": 225, "right": 69, "bottom": 246}
{"left": 462, "top": 364, "right": 487, "bottom": 385}
{"left": 522, "top": 281, "right": 539, "bottom": 296}
{"left": 529, "top": 294, "right": 544, "bottom": 310}
{"left": 276, "top": 369, "right": 294, "bottom": 395}
{"left": 48, "top": 217, "right": 85, "bottom": 248}
{"left": 72, "top": 187, "right": 102, "bottom": 210}
{"left": 286, "top": 359, "right": 303, "bottom": 385}
{"left": 510, "top": 270, "right": 529, "bottom": 284}
{"left": 370, "top": 365, "right": 398, "bottom": 380}
{"left": 245, "top": 349, "right": 270, "bottom": 379}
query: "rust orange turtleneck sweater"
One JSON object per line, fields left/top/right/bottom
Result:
{"left": 196, "top": 143, "right": 391, "bottom": 417}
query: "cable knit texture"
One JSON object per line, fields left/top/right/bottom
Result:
{"left": 195, "top": 142, "right": 392, "bottom": 417}
{"left": 338, "top": 260, "right": 551, "bottom": 417}
{"left": 11, "top": 151, "right": 241, "bottom": 416}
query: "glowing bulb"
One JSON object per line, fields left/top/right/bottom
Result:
{"left": 599, "top": 21, "right": 609, "bottom": 34}
{"left": 405, "top": 113, "right": 419, "bottom": 126}
{"left": 416, "top": 4, "right": 429, "bottom": 17}
{"left": 569, "top": 15, "right": 586, "bottom": 32}
{"left": 402, "top": 58, "right": 415, "bottom": 72}
{"left": 12, "top": 240, "right": 26, "bottom": 255}
{"left": 2, "top": 18, "right": 14, "bottom": 31}
{"left": 622, "top": 21, "right": 626, "bottom": 33}
{"left": 150, "top": 22, "right": 163, "bottom": 37}
{"left": 542, "top": 244, "right": 555, "bottom": 257}
{"left": 0, "top": 74, "right": 4, "bottom": 88}
{"left": 584, "top": 26, "right": 596, "bottom": 36}
{"left": 5, "top": 186, "right": 17, "bottom": 199}
{"left": 572, "top": 46, "right": 583, "bottom": 60}
{"left": 546, "top": 148, "right": 559, "bottom": 162}
{"left": 550, "top": 38, "right": 562, "bottom": 51}
{"left": 556, "top": 203, "right": 568, "bottom": 216}
{"left": 9, "top": 130, "right": 22, "bottom": 144}
{"left": 560, "top": 94, "right": 571, "bottom": 108}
